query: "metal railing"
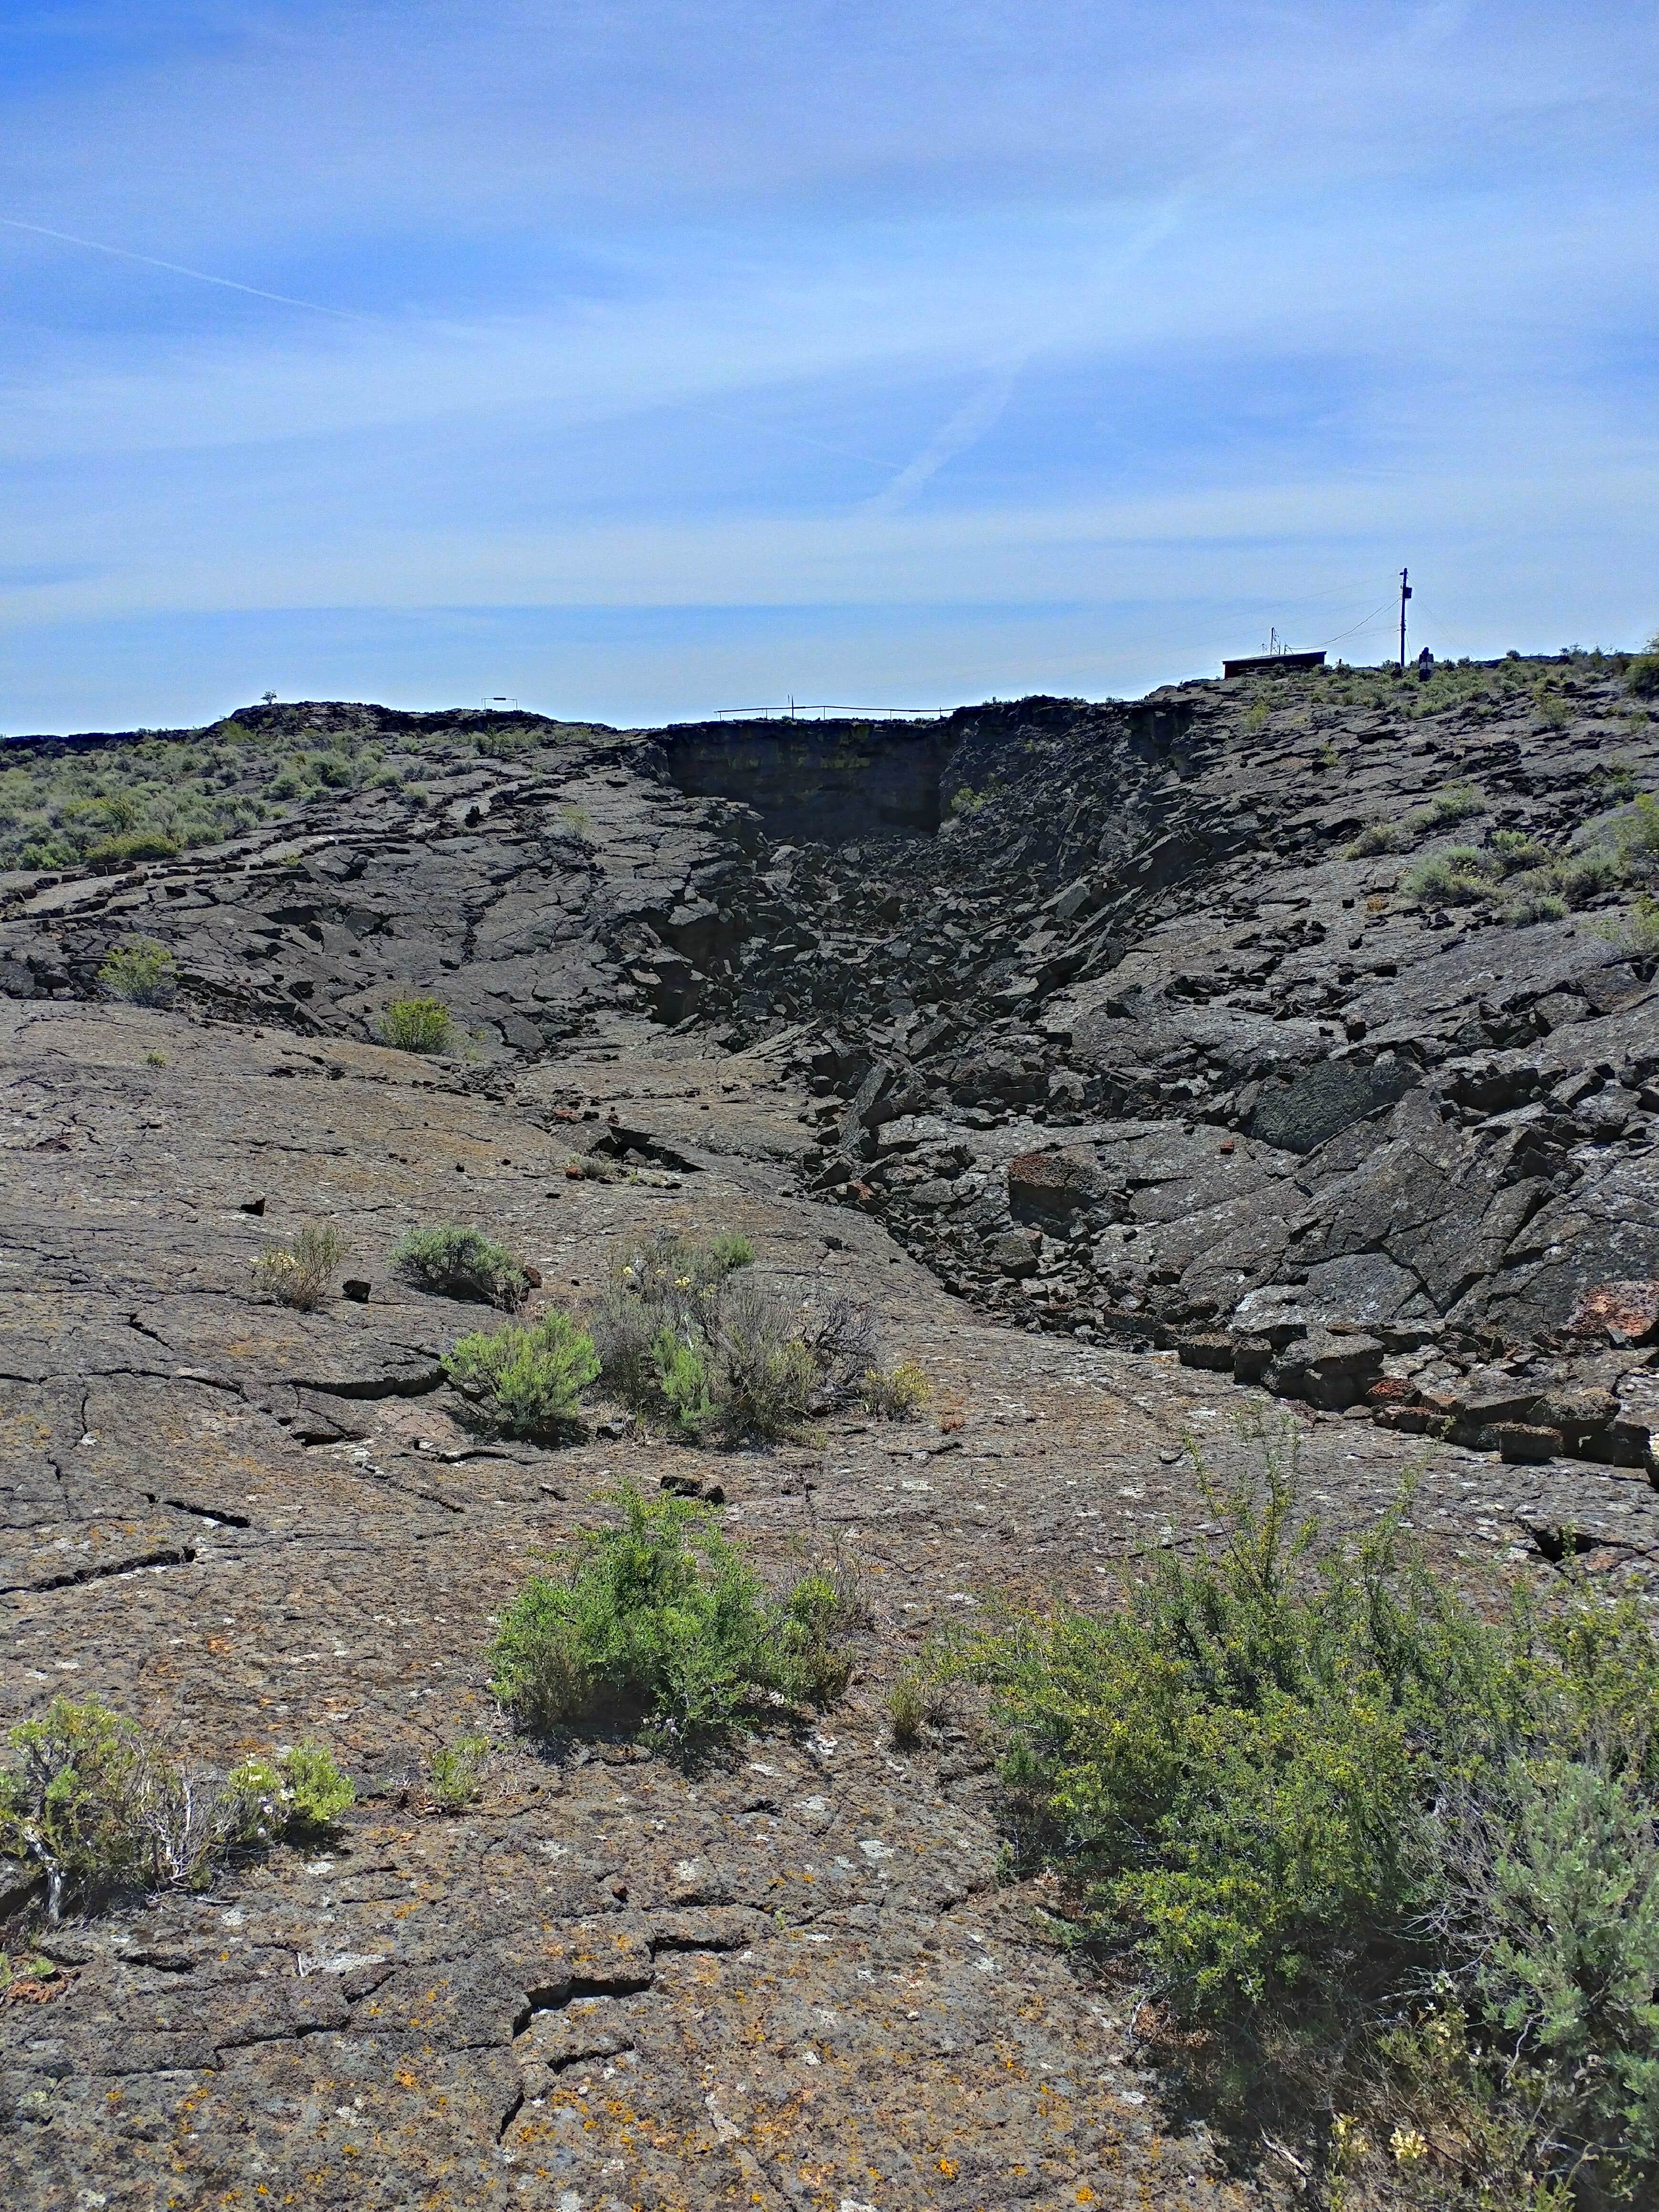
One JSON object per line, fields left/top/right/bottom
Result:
{"left": 707, "top": 701, "right": 953, "bottom": 722}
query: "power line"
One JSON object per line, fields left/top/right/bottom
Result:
{"left": 1312, "top": 597, "right": 1396, "bottom": 650}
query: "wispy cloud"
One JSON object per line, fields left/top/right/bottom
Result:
{"left": 0, "top": 1, "right": 1656, "bottom": 728}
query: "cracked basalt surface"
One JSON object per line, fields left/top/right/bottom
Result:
{"left": 5, "top": 663, "right": 1659, "bottom": 2207}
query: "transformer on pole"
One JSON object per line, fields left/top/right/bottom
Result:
{"left": 1399, "top": 568, "right": 1413, "bottom": 668}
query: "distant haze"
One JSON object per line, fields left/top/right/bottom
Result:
{"left": 1, "top": 2, "right": 1655, "bottom": 733}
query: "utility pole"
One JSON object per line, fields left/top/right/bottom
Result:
{"left": 1398, "top": 568, "right": 1412, "bottom": 668}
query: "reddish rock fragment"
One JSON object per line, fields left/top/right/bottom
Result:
{"left": 1568, "top": 1280, "right": 1659, "bottom": 1345}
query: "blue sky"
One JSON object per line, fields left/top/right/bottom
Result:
{"left": 1, "top": 1, "right": 1656, "bottom": 732}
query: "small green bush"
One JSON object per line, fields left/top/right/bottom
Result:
{"left": 427, "top": 1733, "right": 490, "bottom": 1811}
{"left": 1400, "top": 847, "right": 1494, "bottom": 906}
{"left": 1348, "top": 785, "right": 1486, "bottom": 864}
{"left": 1625, "top": 651, "right": 1659, "bottom": 697}
{"left": 1498, "top": 876, "right": 1568, "bottom": 926}
{"left": 1596, "top": 892, "right": 1659, "bottom": 959}
{"left": 711, "top": 1274, "right": 820, "bottom": 1438}
{"left": 1491, "top": 828, "right": 1551, "bottom": 873}
{"left": 1532, "top": 681, "right": 1570, "bottom": 728}
{"left": 1557, "top": 846, "right": 1623, "bottom": 907}
{"left": 653, "top": 1331, "right": 715, "bottom": 1433}
{"left": 252, "top": 1222, "right": 349, "bottom": 1310}
{"left": 0, "top": 1698, "right": 351, "bottom": 1920}
{"left": 860, "top": 1361, "right": 932, "bottom": 1419}
{"left": 225, "top": 1741, "right": 354, "bottom": 1840}
{"left": 1595, "top": 752, "right": 1639, "bottom": 802}
{"left": 443, "top": 1311, "right": 600, "bottom": 1435}
{"left": 949, "top": 785, "right": 983, "bottom": 816}
{"left": 1421, "top": 780, "right": 1485, "bottom": 827}
{"left": 890, "top": 1673, "right": 927, "bottom": 1747}
{"left": 97, "top": 936, "right": 178, "bottom": 1004}
{"left": 486, "top": 1485, "right": 854, "bottom": 1753}
{"left": 1462, "top": 1755, "right": 1659, "bottom": 2174}
{"left": 589, "top": 1230, "right": 874, "bottom": 1444}
{"left": 392, "top": 1224, "right": 531, "bottom": 1311}
{"left": 1617, "top": 790, "right": 1659, "bottom": 860}
{"left": 85, "top": 830, "right": 180, "bottom": 873}
{"left": 379, "top": 996, "right": 452, "bottom": 1053}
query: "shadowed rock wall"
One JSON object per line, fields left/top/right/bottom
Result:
{"left": 655, "top": 717, "right": 957, "bottom": 843}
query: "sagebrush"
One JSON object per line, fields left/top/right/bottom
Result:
{"left": 443, "top": 1310, "right": 600, "bottom": 1434}
{"left": 946, "top": 1420, "right": 1659, "bottom": 2204}
{"left": 379, "top": 995, "right": 452, "bottom": 1052}
{"left": 427, "top": 1733, "right": 491, "bottom": 1811}
{"left": 486, "top": 1485, "right": 855, "bottom": 1754}
{"left": 587, "top": 1230, "right": 877, "bottom": 1443}
{"left": 252, "top": 1222, "right": 349, "bottom": 1310}
{"left": 0, "top": 1698, "right": 351, "bottom": 1920}
{"left": 393, "top": 1224, "right": 531, "bottom": 1310}
{"left": 97, "top": 936, "right": 178, "bottom": 1004}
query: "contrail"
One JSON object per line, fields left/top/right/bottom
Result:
{"left": 0, "top": 216, "right": 365, "bottom": 321}
{"left": 864, "top": 187, "right": 1195, "bottom": 514}
{"left": 863, "top": 369, "right": 1020, "bottom": 516}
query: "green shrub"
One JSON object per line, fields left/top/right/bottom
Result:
{"left": 1596, "top": 893, "right": 1659, "bottom": 960}
{"left": 1349, "top": 785, "right": 1486, "bottom": 865}
{"left": 84, "top": 830, "right": 180, "bottom": 872}
{"left": 379, "top": 996, "right": 452, "bottom": 1053}
{"left": 1400, "top": 847, "right": 1494, "bottom": 905}
{"left": 1346, "top": 819, "right": 1403, "bottom": 858}
{"left": 97, "top": 936, "right": 178, "bottom": 1004}
{"left": 1595, "top": 753, "right": 1639, "bottom": 802}
{"left": 486, "top": 1486, "right": 855, "bottom": 1753}
{"left": 890, "top": 1673, "right": 927, "bottom": 1747}
{"left": 860, "top": 1360, "right": 932, "bottom": 1419}
{"left": 1491, "top": 828, "right": 1551, "bottom": 873}
{"left": 946, "top": 1421, "right": 1659, "bottom": 2199}
{"left": 711, "top": 1274, "right": 820, "bottom": 1438}
{"left": 392, "top": 1224, "right": 531, "bottom": 1311}
{"left": 224, "top": 1741, "right": 354, "bottom": 1841}
{"left": 427, "top": 1733, "right": 491, "bottom": 1811}
{"left": 1557, "top": 847, "right": 1623, "bottom": 907}
{"left": 1625, "top": 652, "right": 1659, "bottom": 697}
{"left": 588, "top": 1231, "right": 872, "bottom": 1444}
{"left": 1499, "top": 876, "right": 1568, "bottom": 926}
{"left": 443, "top": 1311, "right": 600, "bottom": 1435}
{"left": 1422, "top": 780, "right": 1485, "bottom": 827}
{"left": 949, "top": 785, "right": 983, "bottom": 817}
{"left": 706, "top": 1231, "right": 755, "bottom": 1271}
{"left": 1617, "top": 791, "right": 1659, "bottom": 860}
{"left": 0, "top": 1699, "right": 351, "bottom": 1920}
{"left": 1532, "top": 682, "right": 1570, "bottom": 728}
{"left": 1461, "top": 1755, "right": 1659, "bottom": 2174}
{"left": 653, "top": 1331, "right": 715, "bottom": 1433}
{"left": 252, "top": 1222, "right": 349, "bottom": 1310}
